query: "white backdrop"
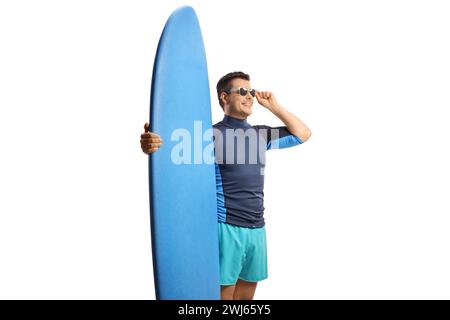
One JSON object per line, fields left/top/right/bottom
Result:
{"left": 1, "top": 0, "right": 449, "bottom": 299}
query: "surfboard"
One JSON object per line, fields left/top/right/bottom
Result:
{"left": 148, "top": 6, "right": 220, "bottom": 300}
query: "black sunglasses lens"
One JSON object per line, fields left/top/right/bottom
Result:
{"left": 239, "top": 88, "right": 247, "bottom": 96}
{"left": 238, "top": 88, "right": 255, "bottom": 97}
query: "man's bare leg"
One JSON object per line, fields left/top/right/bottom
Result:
{"left": 233, "top": 279, "right": 258, "bottom": 300}
{"left": 221, "top": 285, "right": 236, "bottom": 300}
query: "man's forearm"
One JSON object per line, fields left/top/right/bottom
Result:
{"left": 270, "top": 104, "right": 312, "bottom": 142}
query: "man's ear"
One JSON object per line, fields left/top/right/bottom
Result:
{"left": 220, "top": 92, "right": 228, "bottom": 107}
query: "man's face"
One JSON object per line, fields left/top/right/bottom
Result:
{"left": 222, "top": 78, "right": 254, "bottom": 118}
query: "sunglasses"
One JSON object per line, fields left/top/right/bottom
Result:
{"left": 225, "top": 87, "right": 257, "bottom": 97}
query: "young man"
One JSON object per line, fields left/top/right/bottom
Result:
{"left": 141, "top": 72, "right": 311, "bottom": 300}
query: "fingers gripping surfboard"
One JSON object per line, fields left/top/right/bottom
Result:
{"left": 148, "top": 6, "right": 220, "bottom": 300}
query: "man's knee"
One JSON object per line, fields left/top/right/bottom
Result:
{"left": 233, "top": 279, "right": 258, "bottom": 300}
{"left": 221, "top": 285, "right": 236, "bottom": 300}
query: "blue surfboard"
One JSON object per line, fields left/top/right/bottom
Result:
{"left": 148, "top": 6, "right": 220, "bottom": 300}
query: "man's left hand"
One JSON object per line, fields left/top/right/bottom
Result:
{"left": 255, "top": 91, "right": 280, "bottom": 112}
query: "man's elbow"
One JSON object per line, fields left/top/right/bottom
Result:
{"left": 299, "top": 128, "right": 312, "bottom": 143}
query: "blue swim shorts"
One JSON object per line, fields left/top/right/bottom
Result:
{"left": 218, "top": 222, "right": 268, "bottom": 286}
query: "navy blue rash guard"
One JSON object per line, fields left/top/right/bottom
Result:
{"left": 213, "top": 115, "right": 303, "bottom": 228}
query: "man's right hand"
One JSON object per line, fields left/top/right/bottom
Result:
{"left": 141, "top": 122, "right": 163, "bottom": 155}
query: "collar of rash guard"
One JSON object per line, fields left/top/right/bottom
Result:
{"left": 222, "top": 115, "right": 252, "bottom": 129}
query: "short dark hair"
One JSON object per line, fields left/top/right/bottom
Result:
{"left": 216, "top": 71, "right": 250, "bottom": 109}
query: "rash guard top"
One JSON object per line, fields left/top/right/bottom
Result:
{"left": 213, "top": 115, "right": 303, "bottom": 228}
